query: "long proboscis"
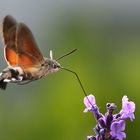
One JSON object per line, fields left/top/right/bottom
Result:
{"left": 57, "top": 49, "right": 93, "bottom": 107}
{"left": 60, "top": 67, "right": 94, "bottom": 107}
{"left": 60, "top": 67, "right": 87, "bottom": 97}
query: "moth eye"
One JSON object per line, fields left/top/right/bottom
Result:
{"left": 53, "top": 64, "right": 57, "bottom": 69}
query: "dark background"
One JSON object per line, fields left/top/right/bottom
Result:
{"left": 0, "top": 1, "right": 139, "bottom": 140}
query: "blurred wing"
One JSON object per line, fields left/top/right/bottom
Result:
{"left": 2, "top": 15, "right": 18, "bottom": 65}
{"left": 2, "top": 15, "right": 17, "bottom": 45}
{"left": 2, "top": 15, "right": 45, "bottom": 70}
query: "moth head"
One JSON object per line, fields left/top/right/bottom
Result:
{"left": 44, "top": 51, "right": 61, "bottom": 74}
{"left": 45, "top": 58, "right": 61, "bottom": 73}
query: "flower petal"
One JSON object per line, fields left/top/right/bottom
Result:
{"left": 84, "top": 94, "right": 96, "bottom": 112}
{"left": 110, "top": 120, "right": 126, "bottom": 140}
{"left": 121, "top": 95, "right": 135, "bottom": 121}
{"left": 111, "top": 120, "right": 125, "bottom": 132}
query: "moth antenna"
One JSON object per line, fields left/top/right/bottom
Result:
{"left": 50, "top": 50, "right": 53, "bottom": 60}
{"left": 60, "top": 67, "right": 94, "bottom": 107}
{"left": 56, "top": 49, "right": 77, "bottom": 61}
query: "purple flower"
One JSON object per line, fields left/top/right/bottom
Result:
{"left": 84, "top": 94, "right": 96, "bottom": 112}
{"left": 110, "top": 120, "right": 126, "bottom": 140}
{"left": 120, "top": 96, "right": 135, "bottom": 121}
{"left": 84, "top": 95, "right": 135, "bottom": 140}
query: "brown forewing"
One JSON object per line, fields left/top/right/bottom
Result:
{"left": 2, "top": 15, "right": 45, "bottom": 70}
{"left": 16, "top": 23, "right": 45, "bottom": 69}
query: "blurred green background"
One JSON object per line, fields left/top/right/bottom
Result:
{"left": 0, "top": 0, "right": 139, "bottom": 140}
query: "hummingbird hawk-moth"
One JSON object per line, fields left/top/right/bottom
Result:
{"left": 0, "top": 15, "right": 78, "bottom": 90}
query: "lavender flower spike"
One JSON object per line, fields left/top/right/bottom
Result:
{"left": 120, "top": 95, "right": 135, "bottom": 121}
{"left": 84, "top": 95, "right": 136, "bottom": 140}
